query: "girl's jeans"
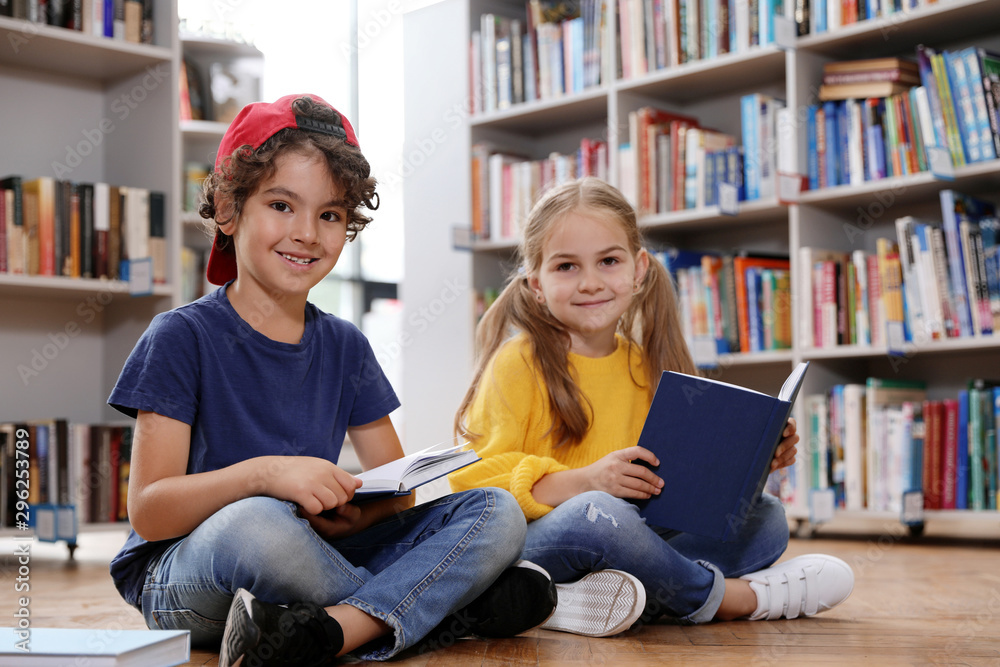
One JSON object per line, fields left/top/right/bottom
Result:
{"left": 139, "top": 489, "right": 525, "bottom": 660}
{"left": 522, "top": 490, "right": 789, "bottom": 623}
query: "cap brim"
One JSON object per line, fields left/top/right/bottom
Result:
{"left": 206, "top": 232, "right": 237, "bottom": 286}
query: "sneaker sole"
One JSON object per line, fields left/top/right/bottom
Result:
{"left": 541, "top": 570, "right": 646, "bottom": 637}
{"left": 219, "top": 589, "right": 260, "bottom": 667}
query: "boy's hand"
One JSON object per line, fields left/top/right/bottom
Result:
{"left": 770, "top": 417, "right": 799, "bottom": 471}
{"left": 259, "top": 456, "right": 362, "bottom": 515}
{"left": 582, "top": 446, "right": 664, "bottom": 499}
{"left": 302, "top": 503, "right": 364, "bottom": 540}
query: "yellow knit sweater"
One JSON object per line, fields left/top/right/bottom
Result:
{"left": 449, "top": 334, "right": 653, "bottom": 521}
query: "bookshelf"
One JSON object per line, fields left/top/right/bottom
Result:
{"left": 402, "top": 0, "right": 1000, "bottom": 538}
{"left": 0, "top": 4, "right": 180, "bottom": 544}
{"left": 178, "top": 33, "right": 263, "bottom": 303}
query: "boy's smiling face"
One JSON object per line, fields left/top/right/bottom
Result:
{"left": 221, "top": 148, "right": 348, "bottom": 302}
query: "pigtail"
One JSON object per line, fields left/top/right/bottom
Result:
{"left": 619, "top": 256, "right": 698, "bottom": 398}
{"left": 455, "top": 270, "right": 593, "bottom": 447}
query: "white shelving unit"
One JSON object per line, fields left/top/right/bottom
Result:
{"left": 0, "top": 7, "right": 179, "bottom": 550}
{"left": 403, "top": 0, "right": 1000, "bottom": 538}
{"left": 178, "top": 34, "right": 263, "bottom": 302}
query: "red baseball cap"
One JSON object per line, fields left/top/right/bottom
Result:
{"left": 205, "top": 93, "right": 361, "bottom": 286}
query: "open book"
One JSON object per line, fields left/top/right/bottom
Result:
{"left": 631, "top": 361, "right": 809, "bottom": 541}
{"left": 352, "top": 441, "right": 480, "bottom": 500}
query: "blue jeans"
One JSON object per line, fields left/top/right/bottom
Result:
{"left": 139, "top": 489, "right": 525, "bottom": 660}
{"left": 521, "top": 490, "right": 789, "bottom": 623}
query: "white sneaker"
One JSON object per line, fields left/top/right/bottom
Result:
{"left": 740, "top": 554, "right": 854, "bottom": 620}
{"left": 540, "top": 570, "right": 646, "bottom": 637}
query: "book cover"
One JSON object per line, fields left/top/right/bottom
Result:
{"left": 0, "top": 627, "right": 189, "bottom": 666}
{"left": 631, "top": 361, "right": 810, "bottom": 541}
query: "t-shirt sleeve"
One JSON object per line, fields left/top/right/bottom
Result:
{"left": 448, "top": 343, "right": 569, "bottom": 521}
{"left": 108, "top": 311, "right": 200, "bottom": 424}
{"left": 346, "top": 328, "right": 401, "bottom": 427}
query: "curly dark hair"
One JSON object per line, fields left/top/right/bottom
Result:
{"left": 199, "top": 96, "right": 379, "bottom": 242}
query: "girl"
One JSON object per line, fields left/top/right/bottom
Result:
{"left": 108, "top": 94, "right": 554, "bottom": 667}
{"left": 450, "top": 177, "right": 853, "bottom": 637}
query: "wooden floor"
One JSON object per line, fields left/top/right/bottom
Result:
{"left": 3, "top": 527, "right": 999, "bottom": 666}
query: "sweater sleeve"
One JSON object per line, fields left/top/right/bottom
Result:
{"left": 448, "top": 341, "right": 570, "bottom": 521}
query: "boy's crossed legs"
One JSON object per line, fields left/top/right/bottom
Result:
{"left": 140, "top": 490, "right": 554, "bottom": 664}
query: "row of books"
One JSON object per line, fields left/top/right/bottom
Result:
{"left": 799, "top": 0, "right": 942, "bottom": 38}
{"left": 806, "top": 47, "right": 1000, "bottom": 189}
{"left": 915, "top": 44, "right": 1000, "bottom": 169}
{"left": 655, "top": 249, "right": 792, "bottom": 362}
{"left": 469, "top": 138, "right": 609, "bottom": 242}
{"left": 1, "top": 0, "right": 155, "bottom": 45}
{"left": 799, "top": 189, "right": 999, "bottom": 350}
{"left": 803, "top": 377, "right": 999, "bottom": 513}
{"left": 473, "top": 0, "right": 609, "bottom": 114}
{"left": 0, "top": 175, "right": 167, "bottom": 283}
{"left": 618, "top": 0, "right": 786, "bottom": 77}
{"left": 0, "top": 421, "right": 132, "bottom": 529}
{"left": 619, "top": 95, "right": 782, "bottom": 215}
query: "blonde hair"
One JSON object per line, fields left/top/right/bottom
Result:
{"left": 455, "top": 177, "right": 697, "bottom": 446}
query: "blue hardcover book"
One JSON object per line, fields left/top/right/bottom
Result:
{"left": 815, "top": 0, "right": 827, "bottom": 33}
{"left": 741, "top": 94, "right": 761, "bottom": 200}
{"left": 823, "top": 101, "right": 840, "bottom": 188}
{"left": 632, "top": 362, "right": 810, "bottom": 541}
{"left": 940, "top": 189, "right": 995, "bottom": 337}
{"left": 569, "top": 16, "right": 584, "bottom": 94}
{"left": 522, "top": 33, "right": 537, "bottom": 103}
{"left": 906, "top": 402, "right": 925, "bottom": 493}
{"left": 944, "top": 49, "right": 976, "bottom": 163}
{"left": 837, "top": 101, "right": 851, "bottom": 186}
{"left": 917, "top": 44, "right": 949, "bottom": 152}
{"left": 104, "top": 0, "right": 114, "bottom": 38}
{"left": 758, "top": 0, "right": 775, "bottom": 46}
{"left": 35, "top": 424, "right": 49, "bottom": 503}
{"left": 867, "top": 125, "right": 886, "bottom": 181}
{"left": 657, "top": 247, "right": 707, "bottom": 276}
{"left": 956, "top": 389, "right": 970, "bottom": 509}
{"left": 807, "top": 104, "right": 819, "bottom": 189}
{"left": 725, "top": 146, "right": 746, "bottom": 201}
{"left": 979, "top": 215, "right": 1000, "bottom": 324}
{"left": 746, "top": 267, "right": 762, "bottom": 352}
{"left": 962, "top": 47, "right": 998, "bottom": 161}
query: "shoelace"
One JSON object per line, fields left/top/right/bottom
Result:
{"left": 765, "top": 563, "right": 820, "bottom": 620}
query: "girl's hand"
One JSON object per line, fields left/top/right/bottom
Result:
{"left": 301, "top": 503, "right": 364, "bottom": 540}
{"left": 581, "top": 446, "right": 664, "bottom": 499}
{"left": 259, "top": 456, "right": 363, "bottom": 515}
{"left": 770, "top": 417, "right": 799, "bottom": 471}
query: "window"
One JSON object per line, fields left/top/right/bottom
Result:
{"left": 178, "top": 0, "right": 403, "bottom": 330}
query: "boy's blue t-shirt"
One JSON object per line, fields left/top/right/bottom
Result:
{"left": 107, "top": 284, "right": 400, "bottom": 607}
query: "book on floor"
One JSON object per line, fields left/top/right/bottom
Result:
{"left": 352, "top": 440, "right": 481, "bottom": 500}
{"left": 0, "top": 627, "right": 189, "bottom": 667}
{"left": 631, "top": 361, "right": 810, "bottom": 541}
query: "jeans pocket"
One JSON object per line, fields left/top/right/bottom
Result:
{"left": 149, "top": 607, "right": 226, "bottom": 647}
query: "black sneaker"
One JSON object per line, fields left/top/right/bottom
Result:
{"left": 218, "top": 589, "right": 344, "bottom": 667}
{"left": 421, "top": 559, "right": 557, "bottom": 649}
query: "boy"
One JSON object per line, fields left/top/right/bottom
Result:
{"left": 108, "top": 94, "right": 554, "bottom": 666}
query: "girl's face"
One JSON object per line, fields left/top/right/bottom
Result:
{"left": 221, "top": 149, "right": 348, "bottom": 303}
{"left": 529, "top": 208, "right": 649, "bottom": 357}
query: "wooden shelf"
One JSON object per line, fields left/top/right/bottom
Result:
{"left": 0, "top": 16, "right": 173, "bottom": 82}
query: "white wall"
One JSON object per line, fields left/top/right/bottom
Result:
{"left": 401, "top": 0, "right": 475, "bottom": 451}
